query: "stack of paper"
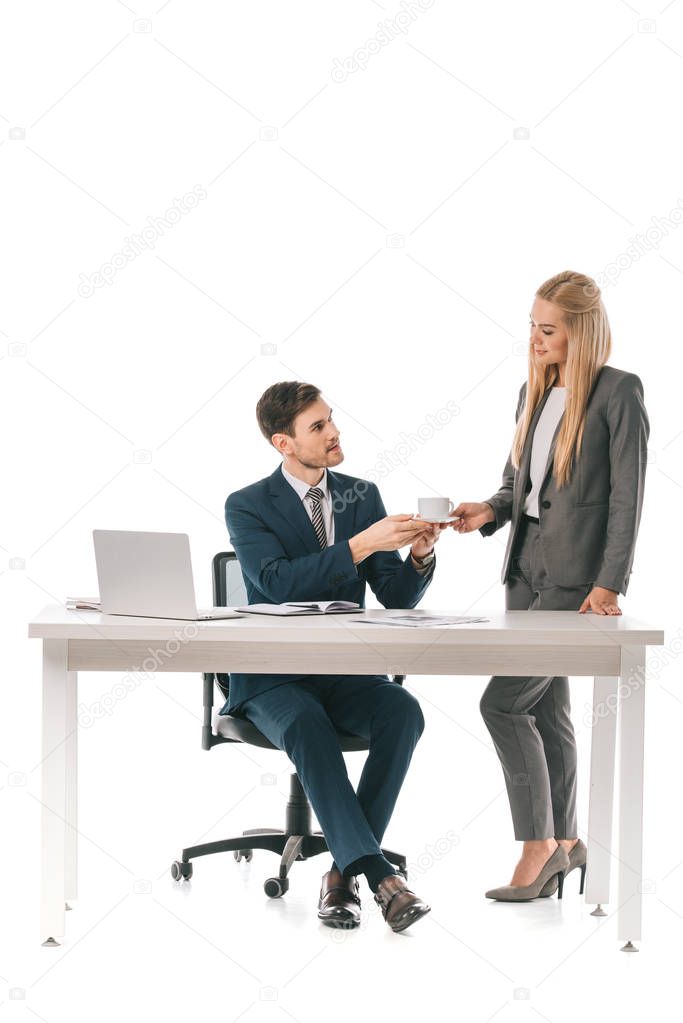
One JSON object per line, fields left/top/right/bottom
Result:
{"left": 355, "top": 614, "right": 489, "bottom": 627}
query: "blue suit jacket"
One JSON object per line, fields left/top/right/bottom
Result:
{"left": 218, "top": 464, "right": 435, "bottom": 716}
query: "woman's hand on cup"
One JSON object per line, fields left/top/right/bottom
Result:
{"left": 450, "top": 502, "right": 496, "bottom": 533}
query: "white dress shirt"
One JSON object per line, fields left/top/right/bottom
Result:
{"left": 523, "top": 386, "right": 566, "bottom": 518}
{"left": 281, "top": 464, "right": 335, "bottom": 544}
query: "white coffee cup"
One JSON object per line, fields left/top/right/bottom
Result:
{"left": 417, "top": 497, "right": 455, "bottom": 520}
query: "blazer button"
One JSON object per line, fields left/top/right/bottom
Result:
{"left": 541, "top": 500, "right": 551, "bottom": 509}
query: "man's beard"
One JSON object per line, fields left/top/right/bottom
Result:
{"left": 297, "top": 447, "right": 342, "bottom": 470}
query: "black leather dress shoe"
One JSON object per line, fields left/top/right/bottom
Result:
{"left": 317, "top": 869, "right": 361, "bottom": 928}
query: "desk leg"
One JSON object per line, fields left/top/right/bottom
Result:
{"left": 617, "top": 645, "right": 646, "bottom": 952}
{"left": 65, "top": 668, "right": 78, "bottom": 906}
{"left": 41, "top": 640, "right": 68, "bottom": 945}
{"left": 585, "top": 674, "right": 618, "bottom": 914}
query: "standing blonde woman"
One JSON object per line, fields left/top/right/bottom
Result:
{"left": 453, "top": 270, "right": 649, "bottom": 901}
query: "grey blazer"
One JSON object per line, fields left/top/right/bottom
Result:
{"left": 480, "top": 365, "right": 649, "bottom": 595}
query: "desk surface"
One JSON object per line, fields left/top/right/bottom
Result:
{"left": 28, "top": 604, "right": 664, "bottom": 647}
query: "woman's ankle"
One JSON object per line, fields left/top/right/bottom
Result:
{"left": 521, "top": 838, "right": 558, "bottom": 855}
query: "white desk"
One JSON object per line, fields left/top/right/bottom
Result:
{"left": 29, "top": 604, "right": 664, "bottom": 949}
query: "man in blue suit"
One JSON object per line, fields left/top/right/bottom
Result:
{"left": 221, "top": 381, "right": 444, "bottom": 932}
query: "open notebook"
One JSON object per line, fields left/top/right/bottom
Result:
{"left": 236, "top": 601, "right": 361, "bottom": 616}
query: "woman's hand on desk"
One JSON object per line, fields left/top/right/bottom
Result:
{"left": 450, "top": 502, "right": 495, "bottom": 533}
{"left": 578, "top": 586, "right": 622, "bottom": 615}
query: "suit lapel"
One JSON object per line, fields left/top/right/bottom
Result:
{"left": 518, "top": 386, "right": 554, "bottom": 488}
{"left": 327, "top": 469, "right": 356, "bottom": 543}
{"left": 519, "top": 386, "right": 568, "bottom": 495}
{"left": 267, "top": 465, "right": 320, "bottom": 551}
{"left": 539, "top": 413, "right": 564, "bottom": 488}
{"left": 268, "top": 465, "right": 357, "bottom": 551}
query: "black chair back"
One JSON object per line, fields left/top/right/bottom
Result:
{"left": 212, "top": 552, "right": 246, "bottom": 701}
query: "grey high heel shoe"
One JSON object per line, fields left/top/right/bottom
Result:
{"left": 538, "top": 839, "right": 587, "bottom": 897}
{"left": 485, "top": 845, "right": 570, "bottom": 902}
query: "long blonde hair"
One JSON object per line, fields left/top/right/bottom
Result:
{"left": 511, "top": 270, "right": 612, "bottom": 488}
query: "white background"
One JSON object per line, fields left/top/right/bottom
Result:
{"left": 2, "top": 0, "right": 683, "bottom": 1019}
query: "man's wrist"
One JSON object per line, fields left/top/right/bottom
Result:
{"left": 411, "top": 547, "right": 435, "bottom": 567}
{"left": 348, "top": 532, "right": 373, "bottom": 565}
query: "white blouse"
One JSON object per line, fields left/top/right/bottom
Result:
{"left": 523, "top": 387, "right": 566, "bottom": 518}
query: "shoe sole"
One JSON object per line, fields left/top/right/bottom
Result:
{"left": 318, "top": 911, "right": 361, "bottom": 929}
{"left": 389, "top": 905, "right": 431, "bottom": 933}
{"left": 485, "top": 895, "right": 538, "bottom": 902}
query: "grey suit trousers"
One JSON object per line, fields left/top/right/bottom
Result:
{"left": 480, "top": 515, "right": 592, "bottom": 840}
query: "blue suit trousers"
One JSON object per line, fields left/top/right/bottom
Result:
{"left": 237, "top": 675, "right": 425, "bottom": 875}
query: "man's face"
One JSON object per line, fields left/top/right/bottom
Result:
{"left": 275, "top": 398, "right": 344, "bottom": 469}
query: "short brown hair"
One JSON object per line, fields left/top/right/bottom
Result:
{"left": 256, "top": 381, "right": 322, "bottom": 444}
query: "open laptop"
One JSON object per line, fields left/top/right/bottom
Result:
{"left": 93, "top": 530, "right": 243, "bottom": 620}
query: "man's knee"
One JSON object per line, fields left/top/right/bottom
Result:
{"left": 409, "top": 693, "right": 426, "bottom": 737}
{"left": 389, "top": 686, "right": 425, "bottom": 737}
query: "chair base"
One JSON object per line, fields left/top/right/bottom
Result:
{"left": 172, "top": 772, "right": 408, "bottom": 896}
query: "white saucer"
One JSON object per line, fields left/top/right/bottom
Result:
{"left": 412, "top": 514, "right": 461, "bottom": 524}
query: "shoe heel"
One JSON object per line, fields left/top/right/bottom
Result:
{"left": 556, "top": 871, "right": 564, "bottom": 900}
{"left": 579, "top": 862, "right": 586, "bottom": 895}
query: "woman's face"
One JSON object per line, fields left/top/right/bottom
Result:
{"left": 529, "top": 298, "right": 568, "bottom": 373}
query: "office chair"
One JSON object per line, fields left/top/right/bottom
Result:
{"left": 170, "top": 551, "right": 409, "bottom": 898}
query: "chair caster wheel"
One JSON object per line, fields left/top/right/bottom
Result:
{"left": 171, "top": 860, "right": 193, "bottom": 881}
{"left": 264, "top": 876, "right": 288, "bottom": 898}
{"left": 234, "top": 850, "right": 253, "bottom": 863}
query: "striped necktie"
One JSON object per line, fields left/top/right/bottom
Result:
{"left": 306, "top": 486, "right": 328, "bottom": 549}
